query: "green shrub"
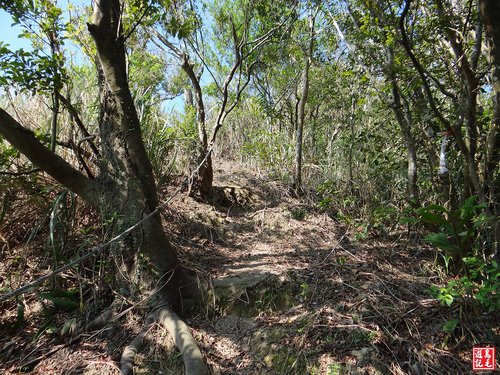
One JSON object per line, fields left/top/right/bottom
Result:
{"left": 405, "top": 196, "right": 498, "bottom": 311}
{"left": 430, "top": 259, "right": 499, "bottom": 311}
{"left": 403, "top": 196, "right": 492, "bottom": 264}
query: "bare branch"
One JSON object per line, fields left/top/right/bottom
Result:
{"left": 186, "top": 37, "right": 223, "bottom": 94}
{"left": 57, "top": 93, "right": 101, "bottom": 157}
{"left": 154, "top": 30, "right": 184, "bottom": 58}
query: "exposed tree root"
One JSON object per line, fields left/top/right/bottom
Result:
{"left": 79, "top": 305, "right": 113, "bottom": 334}
{"left": 120, "top": 305, "right": 207, "bottom": 375}
{"left": 157, "top": 306, "right": 208, "bottom": 375}
{"left": 120, "top": 315, "right": 154, "bottom": 375}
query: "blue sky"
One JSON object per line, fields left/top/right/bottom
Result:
{"left": 0, "top": 9, "right": 32, "bottom": 50}
{"left": 1, "top": 0, "right": 87, "bottom": 49}
{"left": 0, "top": 3, "right": 186, "bottom": 112}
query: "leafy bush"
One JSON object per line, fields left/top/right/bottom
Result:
{"left": 290, "top": 207, "right": 306, "bottom": 221}
{"left": 144, "top": 106, "right": 197, "bottom": 182}
{"left": 405, "top": 196, "right": 498, "bottom": 311}
{"left": 430, "top": 259, "right": 499, "bottom": 312}
{"left": 404, "top": 196, "right": 492, "bottom": 264}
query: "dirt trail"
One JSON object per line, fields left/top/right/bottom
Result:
{"left": 162, "top": 162, "right": 496, "bottom": 374}
{"left": 1, "top": 162, "right": 498, "bottom": 374}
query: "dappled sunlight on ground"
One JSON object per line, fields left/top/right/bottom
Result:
{"left": 0, "top": 162, "right": 498, "bottom": 374}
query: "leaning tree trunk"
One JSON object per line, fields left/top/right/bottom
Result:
{"left": 153, "top": 33, "right": 214, "bottom": 200}
{"left": 87, "top": 0, "right": 196, "bottom": 309}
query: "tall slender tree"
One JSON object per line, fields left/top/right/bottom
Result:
{"left": 294, "top": 4, "right": 317, "bottom": 191}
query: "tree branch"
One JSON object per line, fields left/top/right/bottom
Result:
{"left": 57, "top": 93, "right": 100, "bottom": 157}
{"left": 399, "top": 0, "right": 451, "bottom": 131}
{"left": 471, "top": 1, "right": 483, "bottom": 71}
{"left": 154, "top": 30, "right": 184, "bottom": 58}
{"left": 0, "top": 108, "right": 97, "bottom": 204}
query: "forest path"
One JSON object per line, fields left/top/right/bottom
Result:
{"left": 159, "top": 161, "right": 482, "bottom": 374}
{"left": 0, "top": 161, "right": 492, "bottom": 374}
{"left": 166, "top": 161, "right": 342, "bottom": 282}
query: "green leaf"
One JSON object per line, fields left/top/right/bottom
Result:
{"left": 441, "top": 294, "right": 454, "bottom": 306}
{"left": 424, "top": 232, "right": 459, "bottom": 252}
{"left": 33, "top": 319, "right": 57, "bottom": 342}
{"left": 418, "top": 211, "right": 447, "bottom": 225}
{"left": 442, "top": 318, "right": 459, "bottom": 333}
{"left": 39, "top": 289, "right": 80, "bottom": 311}
{"left": 400, "top": 216, "right": 420, "bottom": 224}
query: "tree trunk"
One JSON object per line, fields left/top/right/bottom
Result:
{"left": 49, "top": 29, "right": 61, "bottom": 153}
{"left": 0, "top": 0, "right": 196, "bottom": 312}
{"left": 399, "top": 0, "right": 485, "bottom": 207}
{"left": 294, "top": 8, "right": 315, "bottom": 192}
{"left": 153, "top": 31, "right": 214, "bottom": 200}
{"left": 346, "top": 98, "right": 356, "bottom": 195}
{"left": 188, "top": 151, "right": 214, "bottom": 201}
{"left": 480, "top": 0, "right": 500, "bottom": 258}
{"left": 386, "top": 48, "right": 420, "bottom": 206}
{"left": 184, "top": 88, "right": 194, "bottom": 108}
{"left": 434, "top": 0, "right": 485, "bottom": 208}
{"left": 87, "top": 0, "right": 195, "bottom": 309}
{"left": 181, "top": 57, "right": 214, "bottom": 200}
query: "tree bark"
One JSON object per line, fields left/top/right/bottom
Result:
{"left": 86, "top": 0, "right": 196, "bottom": 309}
{"left": 386, "top": 48, "right": 420, "bottom": 205}
{"left": 0, "top": 109, "right": 96, "bottom": 202}
{"left": 294, "top": 8, "right": 315, "bottom": 192}
{"left": 480, "top": 0, "right": 500, "bottom": 258}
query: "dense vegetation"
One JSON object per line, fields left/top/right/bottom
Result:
{"left": 0, "top": 0, "right": 498, "bottom": 373}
